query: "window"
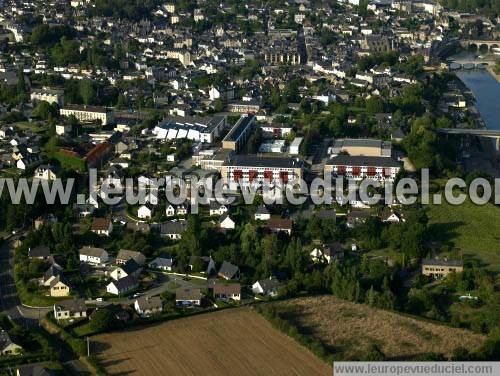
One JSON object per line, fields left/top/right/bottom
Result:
{"left": 249, "top": 170, "right": 258, "bottom": 182}
{"left": 337, "top": 165, "right": 346, "bottom": 174}
{"left": 280, "top": 171, "right": 288, "bottom": 183}
{"left": 233, "top": 170, "right": 243, "bottom": 181}
{"left": 352, "top": 166, "right": 361, "bottom": 176}
{"left": 367, "top": 167, "right": 376, "bottom": 176}
{"left": 264, "top": 170, "right": 273, "bottom": 182}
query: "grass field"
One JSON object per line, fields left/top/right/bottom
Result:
{"left": 427, "top": 198, "right": 500, "bottom": 272}
{"left": 93, "top": 308, "right": 330, "bottom": 376}
{"left": 272, "top": 296, "right": 485, "bottom": 361}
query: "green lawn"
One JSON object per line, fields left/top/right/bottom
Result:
{"left": 427, "top": 198, "right": 500, "bottom": 273}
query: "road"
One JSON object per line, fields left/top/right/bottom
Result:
{"left": 86, "top": 271, "right": 206, "bottom": 307}
{"left": 0, "top": 234, "right": 93, "bottom": 374}
{"left": 0, "top": 234, "right": 45, "bottom": 328}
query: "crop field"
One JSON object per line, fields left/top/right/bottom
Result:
{"left": 93, "top": 308, "right": 330, "bottom": 375}
{"left": 273, "top": 296, "right": 486, "bottom": 360}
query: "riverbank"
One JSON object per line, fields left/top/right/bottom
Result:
{"left": 486, "top": 66, "right": 500, "bottom": 83}
{"left": 455, "top": 69, "right": 500, "bottom": 131}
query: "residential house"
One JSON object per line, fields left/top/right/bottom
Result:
{"left": 213, "top": 282, "right": 241, "bottom": 301}
{"left": 189, "top": 256, "right": 216, "bottom": 274}
{"left": 28, "top": 246, "right": 50, "bottom": 260}
{"left": 16, "top": 365, "right": 53, "bottom": 375}
{"left": 50, "top": 276, "right": 70, "bottom": 297}
{"left": 381, "top": 210, "right": 404, "bottom": 223}
{"left": 209, "top": 201, "right": 228, "bottom": 216}
{"left": 252, "top": 277, "right": 280, "bottom": 296}
{"left": 160, "top": 221, "right": 186, "bottom": 240}
{"left": 148, "top": 254, "right": 175, "bottom": 271}
{"left": 109, "top": 259, "right": 142, "bottom": 281}
{"left": 137, "top": 203, "right": 154, "bottom": 219}
{"left": 33, "top": 164, "right": 59, "bottom": 181}
{"left": 16, "top": 155, "right": 41, "bottom": 171}
{"left": 116, "top": 250, "right": 146, "bottom": 265}
{"left": 53, "top": 298, "right": 87, "bottom": 320}
{"left": 0, "top": 331, "right": 22, "bottom": 356}
{"left": 347, "top": 210, "right": 370, "bottom": 228}
{"left": 165, "top": 204, "right": 176, "bottom": 217}
{"left": 43, "top": 264, "right": 63, "bottom": 287}
{"left": 219, "top": 213, "right": 235, "bottom": 230}
{"left": 134, "top": 296, "right": 163, "bottom": 317}
{"left": 91, "top": 217, "right": 113, "bottom": 236}
{"left": 310, "top": 242, "right": 344, "bottom": 264}
{"left": 106, "top": 275, "right": 138, "bottom": 295}
{"left": 266, "top": 218, "right": 293, "bottom": 235}
{"left": 218, "top": 261, "right": 240, "bottom": 280}
{"left": 79, "top": 247, "right": 108, "bottom": 265}
{"left": 176, "top": 204, "right": 188, "bottom": 216}
{"left": 254, "top": 204, "right": 270, "bottom": 221}
{"left": 421, "top": 259, "right": 464, "bottom": 278}
{"left": 176, "top": 288, "right": 202, "bottom": 306}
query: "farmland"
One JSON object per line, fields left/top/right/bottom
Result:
{"left": 93, "top": 308, "right": 330, "bottom": 376}
{"left": 271, "top": 296, "right": 486, "bottom": 360}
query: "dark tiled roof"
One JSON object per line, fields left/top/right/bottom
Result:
{"left": 29, "top": 246, "right": 50, "bottom": 258}
{"left": 54, "top": 298, "right": 86, "bottom": 313}
{"left": 224, "top": 155, "right": 303, "bottom": 169}
{"left": 422, "top": 259, "right": 463, "bottom": 267}
{"left": 326, "top": 155, "right": 400, "bottom": 168}
{"left": 218, "top": 261, "right": 239, "bottom": 279}
{"left": 213, "top": 282, "right": 241, "bottom": 295}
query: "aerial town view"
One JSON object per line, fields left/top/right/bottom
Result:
{"left": 0, "top": 0, "right": 499, "bottom": 375}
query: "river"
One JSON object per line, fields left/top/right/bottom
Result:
{"left": 455, "top": 69, "right": 500, "bottom": 130}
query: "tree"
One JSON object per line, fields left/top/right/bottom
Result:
{"left": 17, "top": 67, "right": 26, "bottom": 97}
{"left": 116, "top": 93, "right": 127, "bottom": 110}
{"left": 89, "top": 308, "right": 119, "bottom": 332}
{"left": 33, "top": 101, "right": 58, "bottom": 121}
{"left": 178, "top": 215, "right": 202, "bottom": 260}
{"left": 365, "top": 96, "right": 384, "bottom": 116}
{"left": 80, "top": 80, "right": 96, "bottom": 105}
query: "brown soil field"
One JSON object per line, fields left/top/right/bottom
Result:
{"left": 93, "top": 308, "right": 331, "bottom": 375}
{"left": 274, "top": 296, "right": 486, "bottom": 360}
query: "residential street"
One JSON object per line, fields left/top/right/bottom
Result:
{"left": 0, "top": 234, "right": 45, "bottom": 328}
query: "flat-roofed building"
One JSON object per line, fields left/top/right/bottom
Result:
{"left": 329, "top": 138, "right": 392, "bottom": 157}
{"left": 60, "top": 104, "right": 115, "bottom": 125}
{"left": 324, "top": 155, "right": 401, "bottom": 182}
{"left": 221, "top": 154, "right": 303, "bottom": 190}
{"left": 222, "top": 114, "right": 255, "bottom": 152}
{"left": 227, "top": 101, "right": 262, "bottom": 113}
{"left": 153, "top": 115, "right": 226, "bottom": 143}
{"left": 325, "top": 138, "right": 400, "bottom": 182}
{"left": 422, "top": 259, "right": 464, "bottom": 278}
{"left": 193, "top": 148, "right": 231, "bottom": 171}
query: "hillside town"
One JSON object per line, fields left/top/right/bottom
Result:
{"left": 0, "top": 0, "right": 499, "bottom": 374}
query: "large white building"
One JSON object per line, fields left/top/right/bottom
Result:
{"left": 324, "top": 155, "right": 401, "bottom": 182}
{"left": 324, "top": 138, "right": 401, "bottom": 182}
{"left": 153, "top": 115, "right": 226, "bottom": 143}
{"left": 60, "top": 105, "right": 115, "bottom": 125}
{"left": 221, "top": 155, "right": 304, "bottom": 190}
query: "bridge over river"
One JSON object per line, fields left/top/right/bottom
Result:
{"left": 437, "top": 128, "right": 500, "bottom": 152}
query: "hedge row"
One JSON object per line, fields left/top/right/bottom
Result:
{"left": 255, "top": 305, "right": 334, "bottom": 364}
